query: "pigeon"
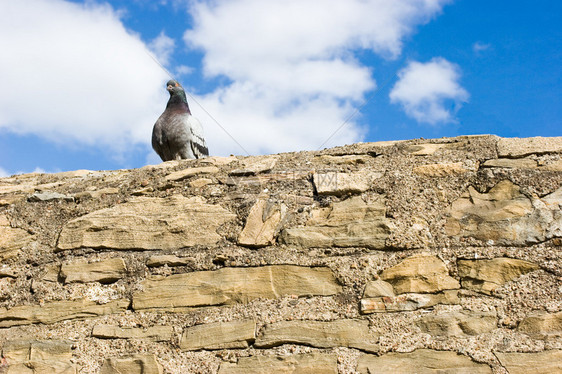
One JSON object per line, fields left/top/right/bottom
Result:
{"left": 152, "top": 80, "right": 209, "bottom": 161}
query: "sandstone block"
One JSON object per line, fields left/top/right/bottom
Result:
{"left": 100, "top": 354, "right": 162, "bottom": 374}
{"left": 164, "top": 166, "right": 220, "bottom": 181}
{"left": 92, "top": 325, "right": 173, "bottom": 341}
{"left": 132, "top": 265, "right": 341, "bottom": 311}
{"left": 312, "top": 171, "right": 378, "bottom": 195}
{"left": 60, "top": 258, "right": 126, "bottom": 284}
{"left": 281, "top": 196, "right": 391, "bottom": 249}
{"left": 497, "top": 136, "right": 562, "bottom": 157}
{"left": 495, "top": 350, "right": 562, "bottom": 374}
{"left": 363, "top": 279, "right": 395, "bottom": 298}
{"left": 146, "top": 255, "right": 191, "bottom": 267}
{"left": 357, "top": 349, "right": 492, "bottom": 374}
{"left": 2, "top": 340, "right": 76, "bottom": 374}
{"left": 457, "top": 257, "right": 539, "bottom": 295}
{"left": 361, "top": 290, "right": 459, "bottom": 314}
{"left": 518, "top": 311, "right": 562, "bottom": 339}
{"left": 56, "top": 195, "right": 236, "bottom": 251}
{"left": 180, "top": 320, "right": 256, "bottom": 351}
{"left": 0, "top": 214, "right": 34, "bottom": 260}
{"left": 413, "top": 162, "right": 469, "bottom": 177}
{"left": 238, "top": 197, "right": 286, "bottom": 247}
{"left": 416, "top": 310, "right": 497, "bottom": 337}
{"left": 230, "top": 156, "right": 277, "bottom": 176}
{"left": 0, "top": 299, "right": 129, "bottom": 327}
{"left": 254, "top": 319, "right": 378, "bottom": 353}
{"left": 5, "top": 361, "right": 77, "bottom": 374}
{"left": 28, "top": 191, "right": 74, "bottom": 202}
{"left": 218, "top": 353, "right": 337, "bottom": 374}
{"left": 482, "top": 158, "right": 538, "bottom": 169}
{"left": 380, "top": 255, "right": 460, "bottom": 294}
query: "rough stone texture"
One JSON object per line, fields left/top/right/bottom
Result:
{"left": 517, "top": 311, "right": 562, "bottom": 339}
{"left": 132, "top": 265, "right": 341, "bottom": 310}
{"left": 280, "top": 196, "right": 391, "bottom": 249}
{"left": 497, "top": 136, "right": 562, "bottom": 157}
{"left": 363, "top": 279, "right": 395, "bottom": 298}
{"left": 145, "top": 255, "right": 191, "bottom": 267}
{"left": 380, "top": 254, "right": 460, "bottom": 294}
{"left": 416, "top": 310, "right": 497, "bottom": 337}
{"left": 357, "top": 349, "right": 492, "bottom": 373}
{"left": 28, "top": 191, "right": 74, "bottom": 202}
{"left": 482, "top": 158, "right": 538, "bottom": 169}
{"left": 413, "top": 162, "right": 469, "bottom": 177}
{"left": 0, "top": 214, "right": 34, "bottom": 260}
{"left": 312, "top": 171, "right": 379, "bottom": 195}
{"left": 180, "top": 320, "right": 256, "bottom": 351}
{"left": 254, "top": 319, "right": 378, "bottom": 352}
{"left": 2, "top": 340, "right": 76, "bottom": 374}
{"left": 99, "top": 354, "right": 163, "bottom": 374}
{"left": 57, "top": 195, "right": 236, "bottom": 251}
{"left": 92, "top": 325, "right": 173, "bottom": 341}
{"left": 495, "top": 350, "right": 562, "bottom": 374}
{"left": 238, "top": 197, "right": 286, "bottom": 248}
{"left": 60, "top": 258, "right": 126, "bottom": 284}
{"left": 0, "top": 299, "right": 129, "bottom": 327}
{"left": 361, "top": 290, "right": 459, "bottom": 314}
{"left": 218, "top": 353, "right": 337, "bottom": 374}
{"left": 164, "top": 166, "right": 220, "bottom": 181}
{"left": 457, "top": 257, "right": 540, "bottom": 295}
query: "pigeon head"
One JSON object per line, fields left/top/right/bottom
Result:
{"left": 164, "top": 79, "right": 190, "bottom": 111}
{"left": 166, "top": 80, "right": 183, "bottom": 94}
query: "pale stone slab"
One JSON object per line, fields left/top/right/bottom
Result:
{"left": 360, "top": 290, "right": 459, "bottom": 314}
{"left": 92, "top": 325, "right": 173, "bottom": 341}
{"left": 413, "top": 162, "right": 469, "bottom": 177}
{"left": 357, "top": 349, "right": 492, "bottom": 374}
{"left": 180, "top": 320, "right": 256, "bottom": 351}
{"left": 146, "top": 255, "right": 191, "bottom": 267}
{"left": 495, "top": 350, "right": 562, "bottom": 374}
{"left": 312, "top": 171, "right": 378, "bottom": 195}
{"left": 482, "top": 158, "right": 538, "bottom": 169}
{"left": 218, "top": 353, "right": 337, "bottom": 374}
{"left": 457, "top": 257, "right": 539, "bottom": 295}
{"left": 0, "top": 214, "right": 34, "bottom": 260}
{"left": 380, "top": 255, "right": 460, "bottom": 294}
{"left": 56, "top": 195, "right": 236, "bottom": 251}
{"left": 238, "top": 197, "right": 286, "bottom": 248}
{"left": 416, "top": 310, "right": 497, "bottom": 337}
{"left": 6, "top": 361, "right": 77, "bottom": 374}
{"left": 164, "top": 166, "right": 220, "bottom": 181}
{"left": 0, "top": 299, "right": 129, "bottom": 327}
{"left": 497, "top": 136, "right": 562, "bottom": 157}
{"left": 518, "top": 311, "right": 562, "bottom": 339}
{"left": 363, "top": 279, "right": 395, "bottom": 298}
{"left": 3, "top": 340, "right": 76, "bottom": 374}
{"left": 254, "top": 319, "right": 378, "bottom": 353}
{"left": 100, "top": 354, "right": 163, "bottom": 374}
{"left": 281, "top": 196, "right": 391, "bottom": 249}
{"left": 28, "top": 191, "right": 74, "bottom": 202}
{"left": 132, "top": 265, "right": 341, "bottom": 311}
{"left": 60, "top": 258, "right": 126, "bottom": 284}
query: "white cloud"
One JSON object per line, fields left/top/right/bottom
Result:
{"left": 148, "top": 31, "right": 176, "bottom": 66}
{"left": 0, "top": 0, "right": 168, "bottom": 152}
{"left": 473, "top": 41, "right": 491, "bottom": 54}
{"left": 389, "top": 57, "right": 469, "bottom": 124}
{"left": 184, "top": 0, "right": 452, "bottom": 154}
{"left": 0, "top": 167, "right": 9, "bottom": 178}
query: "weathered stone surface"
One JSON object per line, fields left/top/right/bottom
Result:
{"left": 380, "top": 255, "right": 460, "bottom": 294}
{"left": 280, "top": 196, "right": 391, "bottom": 249}
{"left": 100, "top": 354, "right": 163, "bottom": 374}
{"left": 2, "top": 340, "right": 76, "bottom": 374}
{"left": 518, "top": 311, "right": 562, "bottom": 339}
{"left": 0, "top": 299, "right": 129, "bottom": 327}
{"left": 313, "top": 154, "right": 372, "bottom": 164}
{"left": 132, "top": 265, "right": 341, "bottom": 311}
{"left": 218, "top": 353, "right": 337, "bottom": 374}
{"left": 361, "top": 290, "right": 459, "bottom": 314}
{"left": 413, "top": 162, "right": 469, "bottom": 177}
{"left": 406, "top": 143, "right": 447, "bottom": 156}
{"left": 238, "top": 197, "right": 286, "bottom": 248}
{"left": 254, "top": 319, "right": 378, "bottom": 353}
{"left": 74, "top": 187, "right": 120, "bottom": 200}
{"left": 60, "top": 258, "right": 126, "bottom": 284}
{"left": 92, "top": 325, "right": 173, "bottom": 341}
{"left": 357, "top": 349, "right": 492, "bottom": 374}
{"left": 312, "top": 171, "right": 379, "bottom": 195}
{"left": 0, "top": 214, "right": 34, "bottom": 260}
{"left": 164, "top": 166, "right": 220, "bottom": 181}
{"left": 416, "top": 310, "right": 497, "bottom": 337}
{"left": 363, "top": 279, "right": 395, "bottom": 298}
{"left": 28, "top": 191, "right": 74, "bottom": 202}
{"left": 230, "top": 156, "right": 277, "bottom": 176}
{"left": 56, "top": 195, "right": 236, "bottom": 251}
{"left": 189, "top": 178, "right": 213, "bottom": 188}
{"left": 445, "top": 180, "right": 562, "bottom": 245}
{"left": 495, "top": 350, "right": 562, "bottom": 374}
{"left": 146, "top": 255, "right": 191, "bottom": 267}
{"left": 497, "top": 136, "right": 562, "bottom": 157}
{"left": 457, "top": 257, "right": 540, "bottom": 295}
{"left": 482, "top": 158, "right": 538, "bottom": 169}
{"left": 180, "top": 320, "right": 256, "bottom": 351}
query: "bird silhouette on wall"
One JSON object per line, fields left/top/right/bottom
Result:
{"left": 152, "top": 80, "right": 209, "bottom": 161}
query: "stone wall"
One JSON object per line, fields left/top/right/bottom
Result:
{"left": 0, "top": 135, "right": 560, "bottom": 373}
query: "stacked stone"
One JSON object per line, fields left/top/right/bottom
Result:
{"left": 0, "top": 135, "right": 560, "bottom": 373}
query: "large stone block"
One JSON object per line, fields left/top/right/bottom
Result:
{"left": 280, "top": 196, "right": 391, "bottom": 249}
{"left": 92, "top": 325, "right": 173, "bottom": 342}
{"left": 180, "top": 320, "right": 256, "bottom": 351}
{"left": 254, "top": 319, "right": 378, "bottom": 353}
{"left": 416, "top": 310, "right": 497, "bottom": 337}
{"left": 100, "top": 354, "right": 163, "bottom": 374}
{"left": 132, "top": 265, "right": 341, "bottom": 311}
{"left": 361, "top": 290, "right": 459, "bottom": 314}
{"left": 357, "top": 349, "right": 492, "bottom": 374}
{"left": 497, "top": 136, "right": 562, "bottom": 157}
{"left": 60, "top": 258, "right": 126, "bottom": 284}
{"left": 238, "top": 197, "right": 286, "bottom": 248}
{"left": 2, "top": 340, "right": 76, "bottom": 374}
{"left": 312, "top": 171, "right": 379, "bottom": 195}
{"left": 457, "top": 257, "right": 539, "bottom": 295}
{"left": 218, "top": 353, "right": 337, "bottom": 374}
{"left": 0, "top": 214, "right": 34, "bottom": 260}
{"left": 518, "top": 311, "right": 562, "bottom": 339}
{"left": 56, "top": 195, "right": 236, "bottom": 251}
{"left": 495, "top": 350, "right": 562, "bottom": 374}
{"left": 0, "top": 299, "right": 129, "bottom": 327}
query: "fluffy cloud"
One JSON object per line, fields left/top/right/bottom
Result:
{"left": 0, "top": 0, "right": 168, "bottom": 152}
{"left": 148, "top": 31, "right": 176, "bottom": 66}
{"left": 184, "top": 0, "right": 452, "bottom": 154}
{"left": 389, "top": 57, "right": 469, "bottom": 124}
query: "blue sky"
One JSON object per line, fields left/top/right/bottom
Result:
{"left": 0, "top": 0, "right": 560, "bottom": 176}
